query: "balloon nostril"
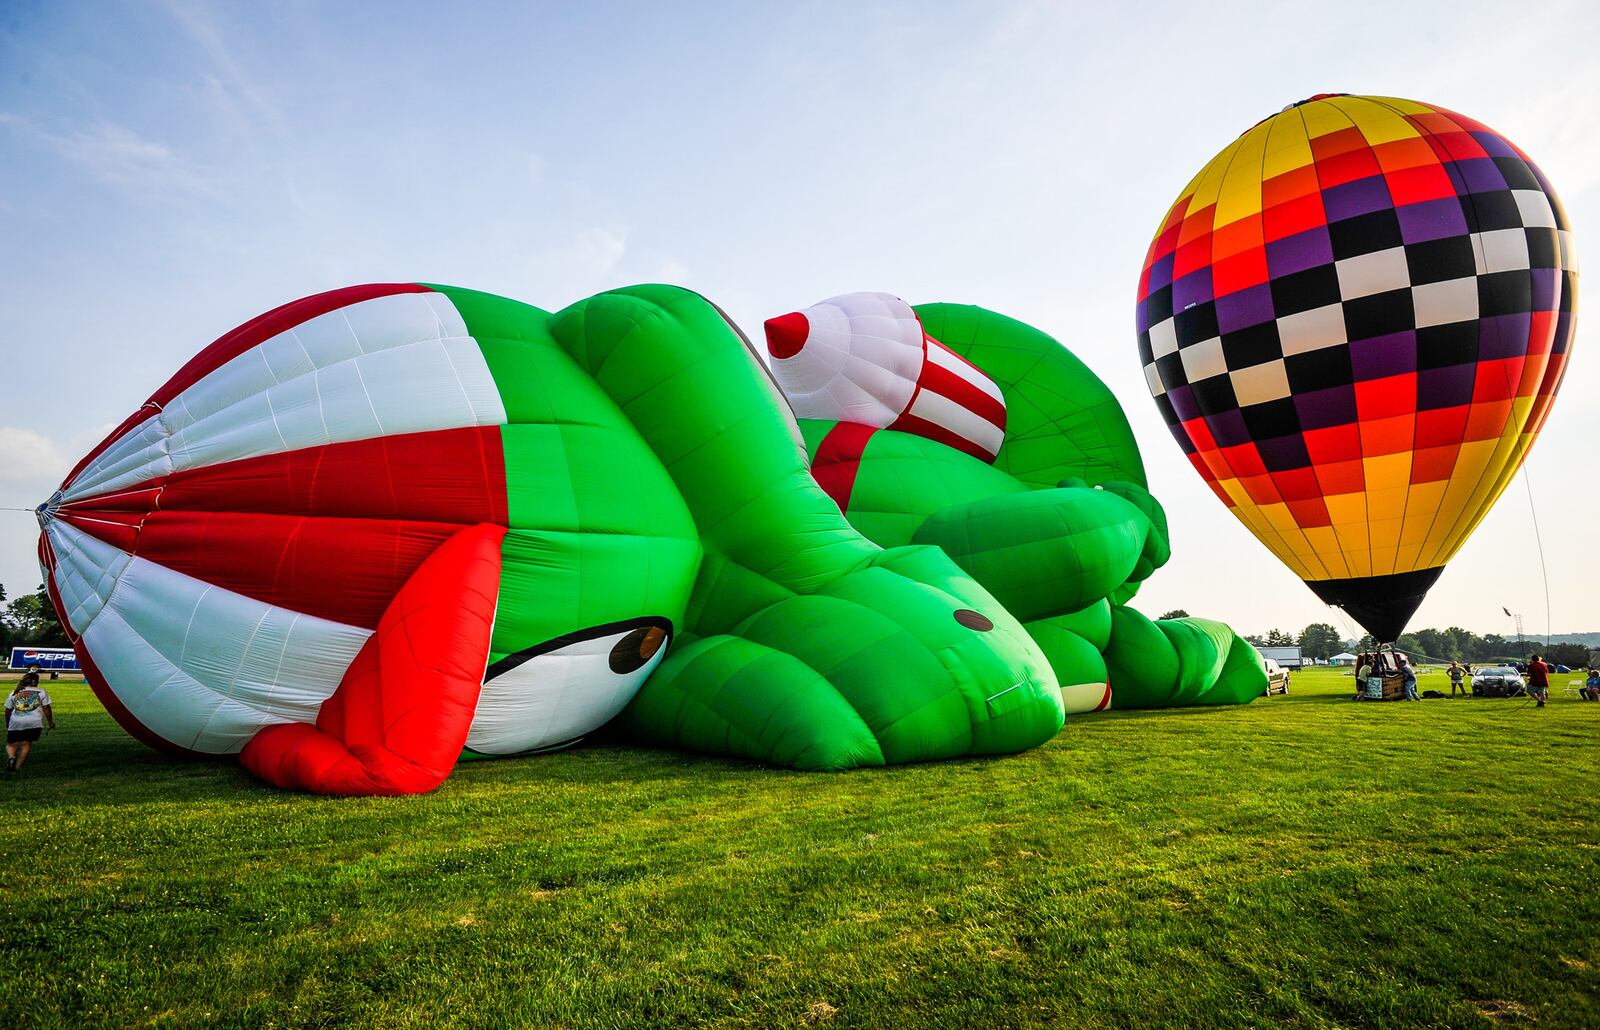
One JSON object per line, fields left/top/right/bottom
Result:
{"left": 954, "top": 609, "right": 994, "bottom": 632}
{"left": 763, "top": 311, "right": 809, "bottom": 359}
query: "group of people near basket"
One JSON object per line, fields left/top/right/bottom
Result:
{"left": 1353, "top": 650, "right": 1596, "bottom": 708}
{"left": 1353, "top": 651, "right": 1424, "bottom": 701}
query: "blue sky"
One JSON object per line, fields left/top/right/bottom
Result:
{"left": 1, "top": 0, "right": 1595, "bottom": 638}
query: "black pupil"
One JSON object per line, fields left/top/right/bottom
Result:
{"left": 609, "top": 626, "right": 666, "bottom": 674}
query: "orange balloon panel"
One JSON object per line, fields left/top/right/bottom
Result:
{"left": 1136, "top": 95, "right": 1577, "bottom": 639}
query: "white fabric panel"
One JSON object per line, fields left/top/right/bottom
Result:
{"left": 1411, "top": 277, "right": 1479, "bottom": 329}
{"left": 1511, "top": 190, "right": 1557, "bottom": 230}
{"left": 1144, "top": 362, "right": 1167, "bottom": 397}
{"left": 1146, "top": 317, "right": 1180, "bottom": 361}
{"left": 907, "top": 388, "right": 1006, "bottom": 456}
{"left": 770, "top": 292, "right": 923, "bottom": 426}
{"left": 45, "top": 521, "right": 131, "bottom": 637}
{"left": 1558, "top": 230, "right": 1578, "bottom": 274}
{"left": 1061, "top": 681, "right": 1112, "bottom": 715}
{"left": 45, "top": 520, "right": 371, "bottom": 754}
{"left": 467, "top": 627, "right": 668, "bottom": 755}
{"left": 63, "top": 292, "right": 506, "bottom": 503}
{"left": 1335, "top": 247, "right": 1409, "bottom": 300}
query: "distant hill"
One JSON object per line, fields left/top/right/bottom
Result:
{"left": 1546, "top": 632, "right": 1600, "bottom": 647}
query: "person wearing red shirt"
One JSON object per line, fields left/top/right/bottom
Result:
{"left": 1526, "top": 654, "right": 1551, "bottom": 708}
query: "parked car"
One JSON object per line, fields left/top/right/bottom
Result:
{"left": 1472, "top": 665, "right": 1526, "bottom": 698}
{"left": 1264, "top": 657, "right": 1290, "bottom": 696}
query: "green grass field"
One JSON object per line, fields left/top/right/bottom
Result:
{"left": 2, "top": 667, "right": 1597, "bottom": 1028}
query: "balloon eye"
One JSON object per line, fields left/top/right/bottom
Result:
{"left": 954, "top": 609, "right": 994, "bottom": 632}
{"left": 610, "top": 625, "right": 667, "bottom": 674}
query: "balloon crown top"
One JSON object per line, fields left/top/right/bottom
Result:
{"left": 1281, "top": 93, "right": 1349, "bottom": 112}
{"left": 35, "top": 492, "right": 61, "bottom": 527}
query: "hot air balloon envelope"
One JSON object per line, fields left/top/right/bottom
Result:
{"left": 1136, "top": 94, "right": 1577, "bottom": 641}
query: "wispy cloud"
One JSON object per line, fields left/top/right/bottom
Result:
{"left": 0, "top": 113, "right": 218, "bottom": 201}
{"left": 159, "top": 0, "right": 285, "bottom": 137}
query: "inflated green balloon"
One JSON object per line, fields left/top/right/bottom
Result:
{"left": 762, "top": 292, "right": 1265, "bottom": 712}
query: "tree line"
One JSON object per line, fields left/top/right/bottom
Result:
{"left": 0, "top": 584, "right": 71, "bottom": 656}
{"left": 1243, "top": 621, "right": 1597, "bottom": 668}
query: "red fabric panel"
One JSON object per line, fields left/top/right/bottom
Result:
{"left": 810, "top": 422, "right": 879, "bottom": 512}
{"left": 63, "top": 509, "right": 467, "bottom": 630}
{"left": 54, "top": 511, "right": 142, "bottom": 553}
{"left": 62, "top": 427, "right": 508, "bottom": 526}
{"left": 64, "top": 284, "right": 433, "bottom": 488}
{"left": 240, "top": 523, "right": 505, "bottom": 796}
{"left": 887, "top": 412, "right": 993, "bottom": 462}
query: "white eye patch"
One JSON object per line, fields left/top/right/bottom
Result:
{"left": 467, "top": 618, "right": 671, "bottom": 756}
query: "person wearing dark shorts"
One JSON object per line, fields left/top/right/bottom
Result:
{"left": 1447, "top": 661, "right": 1468, "bottom": 697}
{"left": 5, "top": 672, "right": 55, "bottom": 772}
{"left": 1526, "top": 654, "right": 1551, "bottom": 708}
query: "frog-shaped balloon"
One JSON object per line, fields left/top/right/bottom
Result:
{"left": 39, "top": 284, "right": 1065, "bottom": 794}
{"left": 762, "top": 292, "right": 1267, "bottom": 712}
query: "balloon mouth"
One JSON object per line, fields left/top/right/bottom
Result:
{"left": 1305, "top": 566, "right": 1445, "bottom": 643}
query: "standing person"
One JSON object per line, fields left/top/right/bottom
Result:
{"left": 5, "top": 672, "right": 55, "bottom": 772}
{"left": 1526, "top": 654, "right": 1551, "bottom": 708}
{"left": 1447, "top": 661, "right": 1468, "bottom": 697}
{"left": 1354, "top": 652, "right": 1370, "bottom": 700}
{"left": 1398, "top": 655, "right": 1419, "bottom": 701}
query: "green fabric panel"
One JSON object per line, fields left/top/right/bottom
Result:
{"left": 1103, "top": 605, "right": 1182, "bottom": 708}
{"left": 1152, "top": 615, "right": 1231, "bottom": 705}
{"left": 843, "top": 546, "right": 1063, "bottom": 757}
{"left": 1050, "top": 600, "right": 1113, "bottom": 649}
{"left": 1025, "top": 617, "right": 1109, "bottom": 695}
{"left": 491, "top": 529, "right": 699, "bottom": 660}
{"left": 1104, "top": 608, "right": 1264, "bottom": 710}
{"left": 1096, "top": 482, "right": 1171, "bottom": 583}
{"left": 499, "top": 423, "right": 695, "bottom": 538}
{"left": 428, "top": 285, "right": 597, "bottom": 426}
{"left": 549, "top": 286, "right": 877, "bottom": 590}
{"left": 616, "top": 635, "right": 885, "bottom": 770}
{"left": 681, "top": 554, "right": 794, "bottom": 642}
{"left": 847, "top": 510, "right": 928, "bottom": 550}
{"left": 1193, "top": 630, "right": 1270, "bottom": 705}
{"left": 910, "top": 487, "right": 1152, "bottom": 622}
{"left": 734, "top": 593, "right": 970, "bottom": 764}
{"left": 914, "top": 303, "right": 1146, "bottom": 491}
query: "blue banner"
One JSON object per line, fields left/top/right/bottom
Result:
{"left": 9, "top": 647, "right": 79, "bottom": 672}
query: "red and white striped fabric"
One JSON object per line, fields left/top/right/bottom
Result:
{"left": 38, "top": 284, "right": 509, "bottom": 763}
{"left": 763, "top": 292, "right": 1007, "bottom": 462}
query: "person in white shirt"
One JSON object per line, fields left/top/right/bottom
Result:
{"left": 6, "top": 672, "right": 55, "bottom": 772}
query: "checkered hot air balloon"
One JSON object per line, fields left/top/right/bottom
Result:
{"left": 1137, "top": 94, "right": 1577, "bottom": 642}
{"left": 764, "top": 292, "right": 1008, "bottom": 462}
